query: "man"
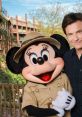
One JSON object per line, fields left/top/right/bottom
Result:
{"left": 62, "top": 12, "right": 82, "bottom": 117}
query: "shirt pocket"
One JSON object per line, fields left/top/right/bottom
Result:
{"left": 33, "top": 86, "right": 53, "bottom": 107}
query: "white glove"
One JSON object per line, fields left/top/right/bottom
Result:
{"left": 52, "top": 88, "right": 76, "bottom": 110}
{"left": 52, "top": 106, "right": 65, "bottom": 117}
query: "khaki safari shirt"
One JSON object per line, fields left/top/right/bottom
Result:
{"left": 22, "top": 73, "right": 72, "bottom": 117}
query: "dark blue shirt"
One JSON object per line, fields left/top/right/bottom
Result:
{"left": 64, "top": 48, "right": 82, "bottom": 117}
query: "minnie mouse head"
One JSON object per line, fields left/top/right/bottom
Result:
{"left": 6, "top": 32, "right": 64, "bottom": 84}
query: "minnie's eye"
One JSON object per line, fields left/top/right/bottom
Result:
{"left": 42, "top": 50, "right": 49, "bottom": 61}
{"left": 30, "top": 54, "right": 37, "bottom": 64}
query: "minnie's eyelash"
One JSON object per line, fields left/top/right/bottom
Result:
{"left": 43, "top": 46, "right": 47, "bottom": 49}
{"left": 43, "top": 48, "right": 48, "bottom": 51}
{"left": 26, "top": 44, "right": 48, "bottom": 56}
{"left": 26, "top": 51, "right": 31, "bottom": 56}
{"left": 26, "top": 48, "right": 32, "bottom": 56}
{"left": 42, "top": 44, "right": 48, "bottom": 49}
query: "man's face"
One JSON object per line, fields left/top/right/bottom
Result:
{"left": 65, "top": 21, "right": 82, "bottom": 50}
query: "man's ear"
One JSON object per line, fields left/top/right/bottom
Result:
{"left": 51, "top": 34, "right": 70, "bottom": 56}
{"left": 6, "top": 47, "right": 22, "bottom": 74}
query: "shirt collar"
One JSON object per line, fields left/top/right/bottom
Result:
{"left": 71, "top": 48, "right": 76, "bottom": 56}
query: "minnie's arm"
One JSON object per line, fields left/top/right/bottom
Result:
{"left": 23, "top": 105, "right": 64, "bottom": 117}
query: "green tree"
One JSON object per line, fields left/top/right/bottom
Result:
{"left": 0, "top": 14, "right": 16, "bottom": 55}
{"left": 29, "top": 3, "right": 63, "bottom": 35}
{"left": 73, "top": 2, "right": 82, "bottom": 12}
{"left": 0, "top": 55, "right": 26, "bottom": 84}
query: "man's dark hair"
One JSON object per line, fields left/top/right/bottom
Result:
{"left": 62, "top": 12, "right": 82, "bottom": 34}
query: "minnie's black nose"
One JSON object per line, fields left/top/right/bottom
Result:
{"left": 37, "top": 57, "right": 44, "bottom": 65}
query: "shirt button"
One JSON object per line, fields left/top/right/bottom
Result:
{"left": 35, "top": 89, "right": 39, "bottom": 92}
{"left": 49, "top": 97, "right": 52, "bottom": 101}
{"left": 57, "top": 83, "right": 61, "bottom": 87}
{"left": 80, "top": 69, "right": 82, "bottom": 72}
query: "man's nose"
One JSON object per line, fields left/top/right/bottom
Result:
{"left": 74, "top": 33, "right": 79, "bottom": 41}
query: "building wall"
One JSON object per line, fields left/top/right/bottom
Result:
{"left": 10, "top": 15, "right": 40, "bottom": 46}
{"left": 0, "top": 0, "right": 40, "bottom": 55}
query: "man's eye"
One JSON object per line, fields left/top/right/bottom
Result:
{"left": 30, "top": 54, "right": 37, "bottom": 64}
{"left": 78, "top": 30, "right": 82, "bottom": 33}
{"left": 78, "top": 30, "right": 82, "bottom": 34}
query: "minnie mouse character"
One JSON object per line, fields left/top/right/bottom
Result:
{"left": 6, "top": 32, "right": 75, "bottom": 117}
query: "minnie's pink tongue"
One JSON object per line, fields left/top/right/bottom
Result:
{"left": 41, "top": 74, "right": 51, "bottom": 81}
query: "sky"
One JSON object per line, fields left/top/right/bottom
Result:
{"left": 2, "top": 0, "right": 82, "bottom": 18}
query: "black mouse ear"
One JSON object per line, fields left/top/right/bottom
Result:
{"left": 51, "top": 34, "right": 70, "bottom": 56}
{"left": 6, "top": 47, "right": 22, "bottom": 74}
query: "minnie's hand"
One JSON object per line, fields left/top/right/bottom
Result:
{"left": 52, "top": 106, "right": 65, "bottom": 117}
{"left": 52, "top": 88, "right": 76, "bottom": 110}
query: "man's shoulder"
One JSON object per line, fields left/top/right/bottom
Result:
{"left": 64, "top": 48, "right": 74, "bottom": 58}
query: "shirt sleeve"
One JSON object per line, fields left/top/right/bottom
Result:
{"left": 22, "top": 84, "right": 37, "bottom": 109}
{"left": 61, "top": 73, "right": 72, "bottom": 94}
